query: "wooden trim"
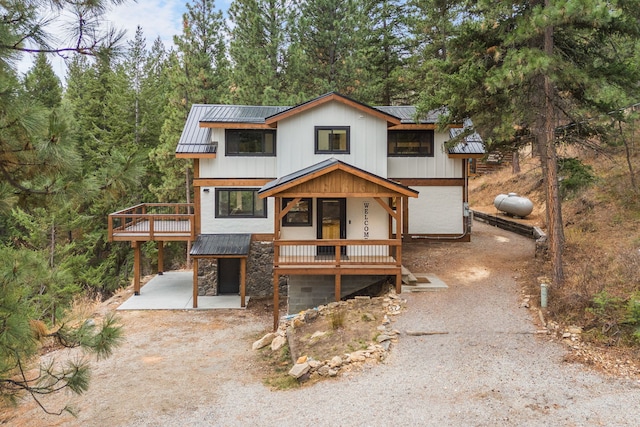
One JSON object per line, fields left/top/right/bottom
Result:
{"left": 157, "top": 241, "right": 164, "bottom": 274}
{"left": 388, "top": 123, "right": 463, "bottom": 130}
{"left": 374, "top": 197, "right": 396, "bottom": 220}
{"left": 199, "top": 122, "right": 273, "bottom": 129}
{"left": 273, "top": 273, "right": 280, "bottom": 331}
{"left": 335, "top": 274, "right": 341, "bottom": 302}
{"left": 251, "top": 233, "right": 274, "bottom": 241}
{"left": 274, "top": 266, "right": 402, "bottom": 276}
{"left": 392, "top": 178, "right": 465, "bottom": 187}
{"left": 133, "top": 242, "right": 141, "bottom": 295}
{"left": 402, "top": 196, "right": 409, "bottom": 235}
{"left": 195, "top": 178, "right": 274, "bottom": 187}
{"left": 403, "top": 233, "right": 471, "bottom": 242}
{"left": 259, "top": 163, "right": 418, "bottom": 198}
{"left": 448, "top": 153, "right": 484, "bottom": 159}
{"left": 240, "top": 258, "right": 246, "bottom": 308}
{"left": 265, "top": 93, "right": 401, "bottom": 126}
{"left": 176, "top": 153, "right": 217, "bottom": 159}
{"left": 192, "top": 258, "right": 199, "bottom": 308}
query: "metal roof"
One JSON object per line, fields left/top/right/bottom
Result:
{"left": 190, "top": 234, "right": 252, "bottom": 257}
{"left": 448, "top": 127, "right": 486, "bottom": 155}
{"left": 374, "top": 106, "right": 444, "bottom": 124}
{"left": 200, "top": 105, "right": 289, "bottom": 124}
{"left": 176, "top": 104, "right": 215, "bottom": 154}
{"left": 259, "top": 158, "right": 419, "bottom": 197}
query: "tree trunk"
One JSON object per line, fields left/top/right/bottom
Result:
{"left": 543, "top": 3, "right": 565, "bottom": 285}
{"left": 512, "top": 151, "right": 521, "bottom": 174}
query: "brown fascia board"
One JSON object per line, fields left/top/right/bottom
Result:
{"left": 264, "top": 93, "right": 402, "bottom": 127}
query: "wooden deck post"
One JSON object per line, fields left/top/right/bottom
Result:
{"left": 335, "top": 274, "right": 342, "bottom": 302}
{"left": 273, "top": 273, "right": 280, "bottom": 331}
{"left": 157, "top": 241, "right": 164, "bottom": 275}
{"left": 133, "top": 241, "right": 141, "bottom": 295}
{"left": 240, "top": 257, "right": 246, "bottom": 308}
{"left": 192, "top": 258, "right": 199, "bottom": 308}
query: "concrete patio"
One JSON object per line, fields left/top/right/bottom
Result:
{"left": 116, "top": 271, "right": 249, "bottom": 310}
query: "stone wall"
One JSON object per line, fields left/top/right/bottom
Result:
{"left": 196, "top": 241, "right": 286, "bottom": 297}
{"left": 197, "top": 259, "right": 218, "bottom": 296}
{"left": 247, "top": 241, "right": 287, "bottom": 297}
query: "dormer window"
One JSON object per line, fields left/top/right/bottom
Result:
{"left": 315, "top": 126, "right": 350, "bottom": 154}
{"left": 226, "top": 130, "right": 276, "bottom": 156}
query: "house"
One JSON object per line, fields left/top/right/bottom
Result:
{"left": 109, "top": 92, "right": 484, "bottom": 329}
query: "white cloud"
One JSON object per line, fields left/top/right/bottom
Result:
{"left": 15, "top": 0, "right": 233, "bottom": 82}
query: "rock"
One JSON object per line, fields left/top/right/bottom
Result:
{"left": 296, "top": 355, "right": 308, "bottom": 364}
{"left": 377, "top": 334, "right": 392, "bottom": 343}
{"left": 380, "top": 340, "right": 391, "bottom": 351}
{"left": 288, "top": 362, "right": 310, "bottom": 379}
{"left": 349, "top": 351, "right": 366, "bottom": 362}
{"left": 317, "top": 365, "right": 331, "bottom": 376}
{"left": 562, "top": 332, "right": 571, "bottom": 339}
{"left": 252, "top": 333, "right": 277, "bottom": 350}
{"left": 304, "top": 310, "right": 319, "bottom": 321}
{"left": 382, "top": 315, "right": 391, "bottom": 325}
{"left": 329, "top": 355, "right": 343, "bottom": 368}
{"left": 270, "top": 335, "right": 286, "bottom": 351}
{"left": 377, "top": 325, "right": 387, "bottom": 332}
{"left": 293, "top": 318, "right": 304, "bottom": 328}
{"left": 309, "top": 359, "right": 322, "bottom": 369}
{"left": 568, "top": 326, "right": 583, "bottom": 334}
{"left": 354, "top": 295, "right": 371, "bottom": 300}
{"left": 328, "top": 368, "right": 339, "bottom": 377}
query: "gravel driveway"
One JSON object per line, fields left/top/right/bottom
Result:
{"left": 5, "top": 222, "right": 640, "bottom": 426}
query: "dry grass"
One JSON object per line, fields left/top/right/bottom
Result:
{"left": 470, "top": 147, "right": 640, "bottom": 346}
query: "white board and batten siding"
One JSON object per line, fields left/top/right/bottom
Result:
{"left": 199, "top": 188, "right": 274, "bottom": 234}
{"left": 387, "top": 132, "right": 463, "bottom": 178}
{"left": 276, "top": 102, "right": 389, "bottom": 177}
{"left": 408, "top": 186, "right": 464, "bottom": 234}
{"left": 198, "top": 128, "right": 278, "bottom": 178}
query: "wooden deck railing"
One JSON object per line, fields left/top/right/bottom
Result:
{"left": 274, "top": 239, "right": 402, "bottom": 268}
{"left": 108, "top": 203, "right": 195, "bottom": 241}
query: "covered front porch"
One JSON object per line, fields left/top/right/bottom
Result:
{"left": 258, "top": 158, "right": 419, "bottom": 329}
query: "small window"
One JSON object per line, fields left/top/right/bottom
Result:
{"left": 315, "top": 126, "right": 350, "bottom": 154}
{"left": 215, "top": 188, "right": 266, "bottom": 218}
{"left": 388, "top": 130, "right": 434, "bottom": 156}
{"left": 282, "top": 198, "right": 312, "bottom": 226}
{"left": 226, "top": 130, "right": 276, "bottom": 156}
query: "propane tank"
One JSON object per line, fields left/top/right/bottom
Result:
{"left": 494, "top": 193, "right": 534, "bottom": 217}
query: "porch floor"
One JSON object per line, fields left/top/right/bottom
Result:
{"left": 117, "top": 271, "right": 248, "bottom": 310}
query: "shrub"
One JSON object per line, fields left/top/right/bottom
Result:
{"left": 558, "top": 157, "right": 596, "bottom": 199}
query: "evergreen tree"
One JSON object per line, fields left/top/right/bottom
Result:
{"left": 287, "top": 0, "right": 367, "bottom": 99}
{"left": 22, "top": 52, "right": 62, "bottom": 109}
{"left": 150, "top": 0, "right": 229, "bottom": 202}
{"left": 228, "top": 0, "right": 293, "bottom": 104}
{"left": 418, "top": 0, "right": 640, "bottom": 285}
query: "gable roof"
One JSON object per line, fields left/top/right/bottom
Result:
{"left": 264, "top": 92, "right": 401, "bottom": 127}
{"left": 258, "top": 158, "right": 419, "bottom": 198}
{"left": 448, "top": 126, "right": 485, "bottom": 157}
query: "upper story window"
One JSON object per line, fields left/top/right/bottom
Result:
{"left": 282, "top": 198, "right": 312, "bottom": 226}
{"left": 215, "top": 188, "right": 266, "bottom": 218}
{"left": 315, "top": 126, "right": 350, "bottom": 154}
{"left": 226, "top": 130, "right": 276, "bottom": 156}
{"left": 388, "top": 130, "right": 434, "bottom": 157}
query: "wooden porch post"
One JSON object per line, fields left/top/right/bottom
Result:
{"left": 157, "top": 241, "right": 164, "bottom": 275}
{"left": 335, "top": 274, "right": 342, "bottom": 302}
{"left": 273, "top": 273, "right": 280, "bottom": 331}
{"left": 396, "top": 197, "right": 403, "bottom": 294}
{"left": 240, "top": 257, "right": 246, "bottom": 308}
{"left": 133, "top": 241, "right": 141, "bottom": 295}
{"left": 192, "top": 258, "right": 199, "bottom": 308}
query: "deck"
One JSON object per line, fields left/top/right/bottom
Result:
{"left": 108, "top": 203, "right": 195, "bottom": 242}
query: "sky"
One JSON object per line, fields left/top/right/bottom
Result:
{"left": 17, "top": 0, "right": 232, "bottom": 81}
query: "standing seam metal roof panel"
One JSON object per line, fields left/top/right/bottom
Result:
{"left": 176, "top": 104, "right": 215, "bottom": 154}
{"left": 190, "top": 234, "right": 252, "bottom": 256}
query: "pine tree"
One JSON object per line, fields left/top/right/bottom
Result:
{"left": 417, "top": 0, "right": 640, "bottom": 285}
{"left": 150, "top": 0, "right": 229, "bottom": 202}
{"left": 228, "top": 0, "right": 293, "bottom": 104}
{"left": 22, "top": 52, "right": 62, "bottom": 109}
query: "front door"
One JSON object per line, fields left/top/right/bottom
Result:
{"left": 317, "top": 198, "right": 346, "bottom": 255}
{"left": 218, "top": 258, "right": 240, "bottom": 294}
